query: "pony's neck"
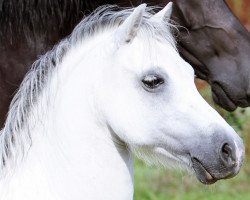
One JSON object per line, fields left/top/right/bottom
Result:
{"left": 2, "top": 33, "right": 134, "bottom": 200}
{"left": 33, "top": 107, "right": 134, "bottom": 200}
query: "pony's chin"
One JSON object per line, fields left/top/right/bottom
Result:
{"left": 133, "top": 146, "right": 221, "bottom": 185}
{"left": 132, "top": 146, "right": 189, "bottom": 169}
{"left": 191, "top": 157, "right": 217, "bottom": 185}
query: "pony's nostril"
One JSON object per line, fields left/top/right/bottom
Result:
{"left": 221, "top": 143, "right": 236, "bottom": 167}
{"left": 222, "top": 143, "right": 231, "bottom": 157}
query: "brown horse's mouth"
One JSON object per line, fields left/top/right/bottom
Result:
{"left": 191, "top": 157, "right": 217, "bottom": 185}
{"left": 211, "top": 83, "right": 237, "bottom": 111}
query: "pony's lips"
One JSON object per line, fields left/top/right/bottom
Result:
{"left": 191, "top": 157, "right": 217, "bottom": 184}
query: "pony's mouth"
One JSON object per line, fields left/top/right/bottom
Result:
{"left": 191, "top": 157, "right": 217, "bottom": 184}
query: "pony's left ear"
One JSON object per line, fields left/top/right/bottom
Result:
{"left": 150, "top": 2, "right": 173, "bottom": 22}
{"left": 115, "top": 4, "right": 146, "bottom": 45}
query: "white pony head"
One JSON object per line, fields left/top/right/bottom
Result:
{"left": 94, "top": 3, "right": 244, "bottom": 184}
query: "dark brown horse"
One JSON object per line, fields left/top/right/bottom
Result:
{"left": 0, "top": 0, "right": 250, "bottom": 128}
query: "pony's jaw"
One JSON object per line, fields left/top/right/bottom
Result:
{"left": 130, "top": 125, "right": 244, "bottom": 185}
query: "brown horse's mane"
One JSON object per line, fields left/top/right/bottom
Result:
{"left": 0, "top": 0, "right": 97, "bottom": 42}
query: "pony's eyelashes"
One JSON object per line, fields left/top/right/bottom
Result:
{"left": 141, "top": 74, "right": 165, "bottom": 92}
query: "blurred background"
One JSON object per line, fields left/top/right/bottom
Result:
{"left": 134, "top": 0, "right": 250, "bottom": 199}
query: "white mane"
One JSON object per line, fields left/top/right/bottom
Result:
{"left": 0, "top": 5, "right": 177, "bottom": 174}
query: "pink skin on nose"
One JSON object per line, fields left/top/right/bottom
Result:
{"left": 234, "top": 141, "right": 244, "bottom": 171}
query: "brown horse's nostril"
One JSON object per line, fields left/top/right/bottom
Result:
{"left": 246, "top": 89, "right": 250, "bottom": 102}
{"left": 221, "top": 143, "right": 236, "bottom": 167}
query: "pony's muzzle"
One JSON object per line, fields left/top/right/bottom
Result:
{"left": 189, "top": 131, "right": 245, "bottom": 185}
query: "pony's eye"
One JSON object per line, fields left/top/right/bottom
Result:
{"left": 141, "top": 75, "right": 164, "bottom": 90}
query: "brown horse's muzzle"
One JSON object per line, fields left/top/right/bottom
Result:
{"left": 211, "top": 81, "right": 250, "bottom": 111}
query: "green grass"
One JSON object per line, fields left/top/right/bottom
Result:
{"left": 134, "top": 80, "right": 250, "bottom": 200}
{"left": 134, "top": 159, "right": 250, "bottom": 200}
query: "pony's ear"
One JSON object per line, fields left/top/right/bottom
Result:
{"left": 150, "top": 2, "right": 173, "bottom": 22}
{"left": 115, "top": 4, "right": 146, "bottom": 45}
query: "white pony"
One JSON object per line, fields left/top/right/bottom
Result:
{"left": 0, "top": 3, "right": 244, "bottom": 200}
